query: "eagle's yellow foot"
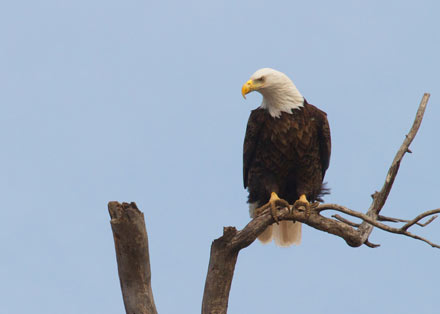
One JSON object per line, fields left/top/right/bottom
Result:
{"left": 254, "top": 192, "right": 290, "bottom": 224}
{"left": 293, "top": 194, "right": 311, "bottom": 217}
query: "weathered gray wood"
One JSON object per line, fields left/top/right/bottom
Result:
{"left": 108, "top": 201, "right": 158, "bottom": 314}
{"left": 202, "top": 227, "right": 239, "bottom": 314}
{"left": 358, "top": 93, "right": 431, "bottom": 242}
{"left": 200, "top": 205, "right": 365, "bottom": 314}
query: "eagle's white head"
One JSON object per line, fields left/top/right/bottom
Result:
{"left": 241, "top": 68, "right": 304, "bottom": 118}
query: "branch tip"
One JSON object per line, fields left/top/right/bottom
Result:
{"left": 365, "top": 240, "right": 380, "bottom": 248}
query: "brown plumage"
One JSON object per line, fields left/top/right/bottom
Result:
{"left": 243, "top": 100, "right": 331, "bottom": 205}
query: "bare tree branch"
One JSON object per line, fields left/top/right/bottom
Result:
{"left": 332, "top": 214, "right": 360, "bottom": 227}
{"left": 202, "top": 227, "right": 240, "bottom": 314}
{"left": 317, "top": 203, "right": 440, "bottom": 248}
{"left": 378, "top": 214, "right": 438, "bottom": 227}
{"left": 108, "top": 201, "right": 158, "bottom": 314}
{"left": 201, "top": 200, "right": 439, "bottom": 313}
{"left": 402, "top": 209, "right": 440, "bottom": 230}
{"left": 365, "top": 240, "right": 380, "bottom": 248}
{"left": 357, "top": 93, "right": 430, "bottom": 240}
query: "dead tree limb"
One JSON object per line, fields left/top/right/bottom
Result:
{"left": 356, "top": 92, "right": 431, "bottom": 240}
{"left": 201, "top": 93, "right": 438, "bottom": 314}
{"left": 108, "top": 201, "right": 158, "bottom": 314}
{"left": 378, "top": 213, "right": 438, "bottom": 227}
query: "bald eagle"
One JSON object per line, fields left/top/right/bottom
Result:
{"left": 242, "top": 68, "right": 331, "bottom": 247}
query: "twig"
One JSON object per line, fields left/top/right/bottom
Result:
{"left": 416, "top": 216, "right": 438, "bottom": 227}
{"left": 402, "top": 209, "right": 440, "bottom": 231}
{"left": 365, "top": 240, "right": 380, "bottom": 248}
{"left": 378, "top": 215, "right": 410, "bottom": 223}
{"left": 317, "top": 203, "right": 440, "bottom": 248}
{"left": 379, "top": 214, "right": 438, "bottom": 227}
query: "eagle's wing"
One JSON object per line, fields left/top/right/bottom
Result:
{"left": 318, "top": 110, "right": 331, "bottom": 179}
{"left": 243, "top": 109, "right": 265, "bottom": 188}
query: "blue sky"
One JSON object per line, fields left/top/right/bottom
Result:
{"left": 1, "top": 1, "right": 439, "bottom": 313}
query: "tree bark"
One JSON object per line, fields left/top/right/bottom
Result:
{"left": 202, "top": 227, "right": 240, "bottom": 314}
{"left": 108, "top": 201, "right": 158, "bottom": 314}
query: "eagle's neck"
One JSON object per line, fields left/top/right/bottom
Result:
{"left": 259, "top": 84, "right": 304, "bottom": 118}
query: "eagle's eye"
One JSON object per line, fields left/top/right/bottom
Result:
{"left": 256, "top": 76, "right": 265, "bottom": 83}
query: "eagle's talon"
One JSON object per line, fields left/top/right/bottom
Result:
{"left": 294, "top": 203, "right": 309, "bottom": 212}
{"left": 277, "top": 199, "right": 290, "bottom": 209}
{"left": 254, "top": 203, "right": 269, "bottom": 217}
{"left": 270, "top": 202, "right": 280, "bottom": 224}
{"left": 254, "top": 192, "right": 290, "bottom": 224}
{"left": 294, "top": 194, "right": 312, "bottom": 218}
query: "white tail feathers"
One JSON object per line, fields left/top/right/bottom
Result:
{"left": 249, "top": 202, "right": 302, "bottom": 247}
{"left": 274, "top": 221, "right": 302, "bottom": 246}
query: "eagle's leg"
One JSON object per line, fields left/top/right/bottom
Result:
{"left": 293, "top": 194, "right": 311, "bottom": 216}
{"left": 253, "top": 192, "right": 290, "bottom": 224}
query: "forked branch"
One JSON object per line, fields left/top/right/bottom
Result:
{"left": 318, "top": 203, "right": 440, "bottom": 248}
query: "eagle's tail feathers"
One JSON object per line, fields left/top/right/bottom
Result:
{"left": 316, "top": 182, "right": 330, "bottom": 202}
{"left": 250, "top": 202, "right": 302, "bottom": 247}
{"left": 273, "top": 221, "right": 302, "bottom": 247}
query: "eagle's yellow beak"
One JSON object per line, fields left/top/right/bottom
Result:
{"left": 241, "top": 79, "right": 264, "bottom": 99}
{"left": 241, "top": 80, "right": 254, "bottom": 99}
